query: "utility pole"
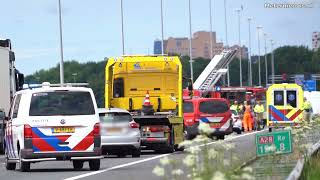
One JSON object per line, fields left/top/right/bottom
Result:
{"left": 120, "top": 0, "right": 125, "bottom": 55}
{"left": 247, "top": 17, "right": 252, "bottom": 86}
{"left": 188, "top": 0, "right": 194, "bottom": 82}
{"left": 160, "top": 0, "right": 165, "bottom": 55}
{"left": 235, "top": 9, "right": 242, "bottom": 87}
{"left": 264, "top": 33, "right": 268, "bottom": 86}
{"left": 257, "top": 26, "right": 263, "bottom": 86}
{"left": 270, "top": 39, "right": 275, "bottom": 84}
{"left": 224, "top": 0, "right": 230, "bottom": 86}
{"left": 58, "top": 0, "right": 64, "bottom": 84}
{"left": 209, "top": 0, "right": 213, "bottom": 58}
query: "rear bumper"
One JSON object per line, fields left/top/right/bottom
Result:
{"left": 140, "top": 138, "right": 169, "bottom": 150}
{"left": 20, "top": 147, "right": 103, "bottom": 162}
{"left": 185, "top": 120, "right": 233, "bottom": 138}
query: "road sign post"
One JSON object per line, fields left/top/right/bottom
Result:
{"left": 256, "top": 130, "right": 292, "bottom": 157}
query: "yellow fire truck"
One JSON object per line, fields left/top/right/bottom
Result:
{"left": 105, "top": 55, "right": 184, "bottom": 153}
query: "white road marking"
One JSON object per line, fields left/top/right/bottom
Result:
{"left": 63, "top": 154, "right": 169, "bottom": 180}
{"left": 64, "top": 130, "right": 266, "bottom": 180}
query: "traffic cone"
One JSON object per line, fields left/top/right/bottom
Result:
{"left": 142, "top": 91, "right": 154, "bottom": 115}
{"left": 143, "top": 91, "right": 151, "bottom": 106}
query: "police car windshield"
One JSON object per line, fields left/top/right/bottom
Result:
{"left": 99, "top": 113, "right": 132, "bottom": 123}
{"left": 29, "top": 91, "right": 95, "bottom": 116}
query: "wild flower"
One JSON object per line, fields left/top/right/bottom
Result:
{"left": 241, "top": 172, "right": 255, "bottom": 180}
{"left": 153, "top": 165, "right": 165, "bottom": 177}
{"left": 160, "top": 156, "right": 170, "bottom": 166}
{"left": 224, "top": 143, "right": 235, "bottom": 150}
{"left": 171, "top": 169, "right": 184, "bottom": 176}
{"left": 186, "top": 146, "right": 201, "bottom": 154}
{"left": 193, "top": 135, "right": 210, "bottom": 143}
{"left": 179, "top": 140, "right": 193, "bottom": 148}
{"left": 303, "top": 126, "right": 312, "bottom": 130}
{"left": 284, "top": 126, "right": 292, "bottom": 131}
{"left": 211, "top": 171, "right": 226, "bottom": 180}
{"left": 242, "top": 167, "right": 253, "bottom": 173}
{"left": 183, "top": 154, "right": 196, "bottom": 167}
{"left": 223, "top": 159, "right": 230, "bottom": 166}
{"left": 198, "top": 122, "right": 213, "bottom": 135}
{"left": 208, "top": 149, "right": 218, "bottom": 159}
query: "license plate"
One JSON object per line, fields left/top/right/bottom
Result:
{"left": 209, "top": 122, "right": 220, "bottom": 126}
{"left": 52, "top": 127, "right": 75, "bottom": 133}
{"left": 107, "top": 127, "right": 122, "bottom": 133}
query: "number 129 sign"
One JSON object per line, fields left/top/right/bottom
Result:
{"left": 256, "top": 130, "right": 292, "bottom": 157}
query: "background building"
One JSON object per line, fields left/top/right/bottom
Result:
{"left": 230, "top": 45, "right": 249, "bottom": 59}
{"left": 154, "top": 31, "right": 224, "bottom": 59}
{"left": 312, "top": 32, "right": 320, "bottom": 50}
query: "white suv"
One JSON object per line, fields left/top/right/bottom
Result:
{"left": 4, "top": 84, "right": 103, "bottom": 172}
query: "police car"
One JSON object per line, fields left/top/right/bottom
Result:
{"left": 4, "top": 83, "right": 103, "bottom": 172}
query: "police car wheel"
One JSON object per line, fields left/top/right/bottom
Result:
{"left": 18, "top": 151, "right": 30, "bottom": 172}
{"left": 5, "top": 157, "right": 16, "bottom": 170}
{"left": 73, "top": 160, "right": 84, "bottom": 170}
{"left": 132, "top": 148, "right": 141, "bottom": 158}
{"left": 89, "top": 159, "right": 100, "bottom": 171}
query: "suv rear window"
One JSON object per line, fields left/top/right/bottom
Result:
{"left": 183, "top": 102, "right": 194, "bottom": 113}
{"left": 29, "top": 91, "right": 95, "bottom": 116}
{"left": 99, "top": 113, "right": 132, "bottom": 123}
{"left": 199, "top": 100, "right": 229, "bottom": 114}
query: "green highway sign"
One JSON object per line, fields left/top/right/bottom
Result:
{"left": 256, "top": 130, "right": 292, "bottom": 157}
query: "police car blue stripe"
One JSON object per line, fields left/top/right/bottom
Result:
{"left": 270, "top": 106, "right": 290, "bottom": 121}
{"left": 32, "top": 128, "right": 72, "bottom": 151}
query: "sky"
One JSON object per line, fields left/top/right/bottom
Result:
{"left": 1, "top": 0, "right": 320, "bottom": 75}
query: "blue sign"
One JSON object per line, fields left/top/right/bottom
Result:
{"left": 303, "top": 80, "right": 316, "bottom": 91}
{"left": 215, "top": 86, "right": 221, "bottom": 92}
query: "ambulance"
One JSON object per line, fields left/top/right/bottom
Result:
{"left": 266, "top": 83, "right": 304, "bottom": 131}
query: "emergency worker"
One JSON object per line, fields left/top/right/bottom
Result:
{"left": 243, "top": 101, "right": 253, "bottom": 132}
{"left": 230, "top": 101, "right": 239, "bottom": 113}
{"left": 302, "top": 97, "right": 312, "bottom": 122}
{"left": 254, "top": 101, "right": 265, "bottom": 130}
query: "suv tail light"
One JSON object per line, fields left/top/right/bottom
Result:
{"left": 150, "top": 126, "right": 165, "bottom": 132}
{"left": 93, "top": 123, "right": 100, "bottom": 136}
{"left": 130, "top": 121, "right": 140, "bottom": 128}
{"left": 24, "top": 124, "right": 32, "bottom": 138}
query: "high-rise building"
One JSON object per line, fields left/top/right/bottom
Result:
{"left": 312, "top": 32, "right": 320, "bottom": 50}
{"left": 154, "top": 31, "right": 224, "bottom": 59}
{"left": 230, "top": 45, "right": 249, "bottom": 60}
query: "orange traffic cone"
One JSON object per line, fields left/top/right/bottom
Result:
{"left": 143, "top": 91, "right": 151, "bottom": 106}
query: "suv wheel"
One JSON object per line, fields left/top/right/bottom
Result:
{"left": 73, "top": 160, "right": 84, "bottom": 170}
{"left": 89, "top": 159, "right": 100, "bottom": 171}
{"left": 18, "top": 150, "right": 30, "bottom": 172}
{"left": 132, "top": 148, "right": 141, "bottom": 158}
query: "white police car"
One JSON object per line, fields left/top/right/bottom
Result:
{"left": 4, "top": 83, "right": 103, "bottom": 172}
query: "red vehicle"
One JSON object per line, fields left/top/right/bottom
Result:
{"left": 183, "top": 98, "right": 233, "bottom": 140}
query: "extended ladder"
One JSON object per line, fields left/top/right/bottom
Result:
{"left": 193, "top": 49, "right": 237, "bottom": 91}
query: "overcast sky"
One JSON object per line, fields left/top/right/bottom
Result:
{"left": 1, "top": 0, "right": 320, "bottom": 75}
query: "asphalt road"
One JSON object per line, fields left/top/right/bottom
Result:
{"left": 0, "top": 130, "right": 266, "bottom": 180}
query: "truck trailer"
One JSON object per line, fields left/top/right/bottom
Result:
{"left": 105, "top": 55, "right": 184, "bottom": 153}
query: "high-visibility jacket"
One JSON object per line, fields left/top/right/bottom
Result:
{"left": 302, "top": 101, "right": 312, "bottom": 110}
{"left": 230, "top": 105, "right": 239, "bottom": 112}
{"left": 254, "top": 104, "right": 265, "bottom": 113}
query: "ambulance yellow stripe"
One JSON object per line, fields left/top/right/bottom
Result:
{"left": 286, "top": 109, "right": 297, "bottom": 119}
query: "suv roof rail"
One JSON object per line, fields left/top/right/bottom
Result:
{"left": 22, "top": 82, "right": 89, "bottom": 90}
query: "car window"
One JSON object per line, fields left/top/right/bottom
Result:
{"left": 199, "top": 100, "right": 229, "bottom": 114}
{"left": 99, "top": 113, "right": 132, "bottom": 123}
{"left": 287, "top": 90, "right": 297, "bottom": 108}
{"left": 274, "top": 90, "right": 284, "bottom": 106}
{"left": 29, "top": 91, "right": 95, "bottom": 116}
{"left": 12, "top": 94, "right": 22, "bottom": 118}
{"left": 183, "top": 102, "right": 194, "bottom": 113}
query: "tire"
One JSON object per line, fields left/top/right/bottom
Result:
{"left": 89, "top": 159, "right": 100, "bottom": 171}
{"left": 132, "top": 148, "right": 141, "bottom": 158}
{"left": 166, "top": 128, "right": 175, "bottom": 153}
{"left": 5, "top": 157, "right": 16, "bottom": 170}
{"left": 17, "top": 149, "right": 30, "bottom": 172}
{"left": 269, "top": 127, "right": 272, "bottom": 132}
{"left": 217, "top": 135, "right": 225, "bottom": 140}
{"left": 73, "top": 160, "right": 84, "bottom": 170}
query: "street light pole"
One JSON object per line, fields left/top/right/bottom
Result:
{"left": 248, "top": 17, "right": 252, "bottom": 86}
{"left": 209, "top": 0, "right": 213, "bottom": 58}
{"left": 270, "top": 39, "right": 275, "bottom": 84}
{"left": 264, "top": 33, "right": 268, "bottom": 86}
{"left": 257, "top": 26, "right": 263, "bottom": 86}
{"left": 120, "top": 0, "right": 125, "bottom": 55}
{"left": 224, "top": 0, "right": 230, "bottom": 86}
{"left": 188, "top": 0, "right": 194, "bottom": 82}
{"left": 160, "top": 0, "right": 165, "bottom": 55}
{"left": 235, "top": 9, "right": 242, "bottom": 87}
{"left": 58, "top": 0, "right": 64, "bottom": 84}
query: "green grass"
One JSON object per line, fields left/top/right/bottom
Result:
{"left": 300, "top": 152, "right": 320, "bottom": 180}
